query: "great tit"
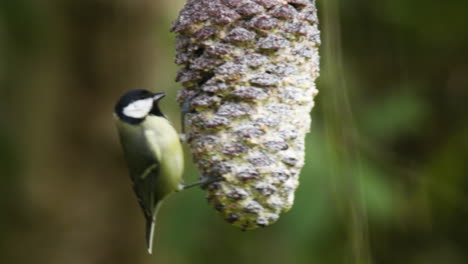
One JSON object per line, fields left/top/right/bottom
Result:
{"left": 114, "top": 90, "right": 184, "bottom": 254}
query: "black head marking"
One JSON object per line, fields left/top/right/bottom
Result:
{"left": 149, "top": 93, "right": 165, "bottom": 118}
{"left": 114, "top": 89, "right": 166, "bottom": 124}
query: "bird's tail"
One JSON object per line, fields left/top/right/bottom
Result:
{"left": 145, "top": 216, "right": 156, "bottom": 254}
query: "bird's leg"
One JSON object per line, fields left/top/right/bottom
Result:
{"left": 180, "top": 94, "right": 197, "bottom": 143}
{"left": 180, "top": 176, "right": 224, "bottom": 190}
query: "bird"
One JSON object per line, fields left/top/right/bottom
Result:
{"left": 113, "top": 89, "right": 184, "bottom": 254}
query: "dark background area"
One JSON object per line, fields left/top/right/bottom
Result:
{"left": 1, "top": 0, "right": 467, "bottom": 263}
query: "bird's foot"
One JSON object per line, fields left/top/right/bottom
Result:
{"left": 180, "top": 176, "right": 224, "bottom": 190}
{"left": 180, "top": 94, "right": 198, "bottom": 143}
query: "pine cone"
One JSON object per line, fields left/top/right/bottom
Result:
{"left": 172, "top": 0, "right": 320, "bottom": 230}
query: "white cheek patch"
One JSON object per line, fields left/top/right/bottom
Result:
{"left": 123, "top": 98, "right": 153, "bottom": 119}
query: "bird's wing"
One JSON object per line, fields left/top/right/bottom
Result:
{"left": 118, "top": 128, "right": 162, "bottom": 221}
{"left": 132, "top": 161, "right": 160, "bottom": 220}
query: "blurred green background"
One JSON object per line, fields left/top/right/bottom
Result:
{"left": 1, "top": 0, "right": 467, "bottom": 263}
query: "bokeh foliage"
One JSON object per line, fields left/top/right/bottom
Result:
{"left": 0, "top": 0, "right": 467, "bottom": 263}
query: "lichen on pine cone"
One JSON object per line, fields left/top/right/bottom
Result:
{"left": 172, "top": 0, "right": 320, "bottom": 230}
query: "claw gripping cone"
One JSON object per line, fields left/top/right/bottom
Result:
{"left": 172, "top": 0, "right": 320, "bottom": 230}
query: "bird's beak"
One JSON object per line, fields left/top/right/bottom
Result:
{"left": 153, "top": 92, "right": 166, "bottom": 101}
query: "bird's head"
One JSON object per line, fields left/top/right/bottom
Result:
{"left": 114, "top": 89, "right": 166, "bottom": 124}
